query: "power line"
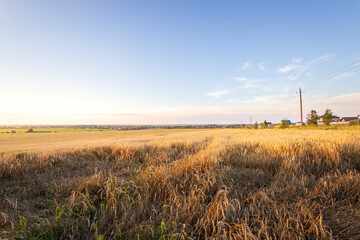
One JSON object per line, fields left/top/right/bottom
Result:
{"left": 302, "top": 59, "right": 360, "bottom": 89}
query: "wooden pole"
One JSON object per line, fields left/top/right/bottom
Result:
{"left": 299, "top": 88, "right": 303, "bottom": 127}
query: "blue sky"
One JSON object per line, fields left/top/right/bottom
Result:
{"left": 1, "top": 0, "right": 360, "bottom": 124}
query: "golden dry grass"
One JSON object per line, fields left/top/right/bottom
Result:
{"left": 1, "top": 129, "right": 360, "bottom": 239}
{"left": 0, "top": 129, "right": 220, "bottom": 153}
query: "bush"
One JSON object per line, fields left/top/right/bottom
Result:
{"left": 279, "top": 120, "right": 290, "bottom": 129}
{"left": 349, "top": 121, "right": 359, "bottom": 126}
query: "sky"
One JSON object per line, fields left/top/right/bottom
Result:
{"left": 1, "top": 0, "right": 360, "bottom": 125}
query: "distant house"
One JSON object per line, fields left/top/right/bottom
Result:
{"left": 317, "top": 115, "right": 340, "bottom": 123}
{"left": 340, "top": 115, "right": 360, "bottom": 123}
{"left": 281, "top": 120, "right": 292, "bottom": 125}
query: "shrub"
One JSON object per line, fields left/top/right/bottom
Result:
{"left": 279, "top": 120, "right": 290, "bottom": 128}
{"left": 349, "top": 120, "right": 359, "bottom": 126}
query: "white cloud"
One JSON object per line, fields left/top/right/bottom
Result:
{"left": 292, "top": 57, "right": 303, "bottom": 63}
{"left": 239, "top": 84, "right": 260, "bottom": 89}
{"left": 237, "top": 83, "right": 274, "bottom": 92}
{"left": 251, "top": 78, "right": 266, "bottom": 83}
{"left": 332, "top": 71, "right": 355, "bottom": 82}
{"left": 331, "top": 92, "right": 360, "bottom": 103}
{"left": 258, "top": 62, "right": 267, "bottom": 71}
{"left": 233, "top": 77, "right": 248, "bottom": 82}
{"left": 206, "top": 88, "right": 231, "bottom": 98}
{"left": 244, "top": 94, "right": 293, "bottom": 105}
{"left": 286, "top": 75, "right": 297, "bottom": 80}
{"left": 308, "top": 54, "right": 332, "bottom": 64}
{"left": 306, "top": 92, "right": 360, "bottom": 115}
{"left": 280, "top": 54, "right": 332, "bottom": 77}
{"left": 236, "top": 78, "right": 269, "bottom": 91}
{"left": 233, "top": 77, "right": 265, "bottom": 83}
{"left": 237, "top": 61, "right": 252, "bottom": 71}
{"left": 278, "top": 54, "right": 333, "bottom": 83}
{"left": 278, "top": 63, "right": 299, "bottom": 73}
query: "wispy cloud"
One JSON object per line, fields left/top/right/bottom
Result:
{"left": 233, "top": 77, "right": 248, "bottom": 82}
{"left": 233, "top": 77, "right": 265, "bottom": 83}
{"left": 238, "top": 83, "right": 261, "bottom": 89}
{"left": 330, "top": 61, "right": 360, "bottom": 82}
{"left": 292, "top": 57, "right": 303, "bottom": 63}
{"left": 228, "top": 95, "right": 297, "bottom": 113}
{"left": 243, "top": 94, "right": 294, "bottom": 105}
{"left": 286, "top": 75, "right": 297, "bottom": 80}
{"left": 280, "top": 54, "right": 332, "bottom": 81}
{"left": 258, "top": 62, "right": 267, "bottom": 71}
{"left": 332, "top": 71, "right": 355, "bottom": 82}
{"left": 278, "top": 63, "right": 299, "bottom": 73}
{"left": 233, "top": 77, "right": 273, "bottom": 91}
{"left": 235, "top": 78, "right": 268, "bottom": 90}
{"left": 307, "top": 91, "right": 360, "bottom": 114}
{"left": 206, "top": 88, "right": 231, "bottom": 98}
{"left": 237, "top": 61, "right": 252, "bottom": 71}
{"left": 237, "top": 83, "right": 274, "bottom": 92}
{"left": 308, "top": 54, "right": 332, "bottom": 64}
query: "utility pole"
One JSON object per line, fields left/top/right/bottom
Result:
{"left": 298, "top": 88, "right": 304, "bottom": 127}
{"left": 250, "top": 116, "right": 252, "bottom": 125}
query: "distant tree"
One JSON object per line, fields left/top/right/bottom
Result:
{"left": 323, "top": 109, "right": 334, "bottom": 126}
{"left": 254, "top": 121, "right": 259, "bottom": 129}
{"left": 280, "top": 119, "right": 290, "bottom": 129}
{"left": 261, "top": 120, "right": 268, "bottom": 128}
{"left": 306, "top": 110, "right": 318, "bottom": 125}
{"left": 27, "top": 128, "right": 34, "bottom": 133}
{"left": 11, "top": 130, "right": 16, "bottom": 134}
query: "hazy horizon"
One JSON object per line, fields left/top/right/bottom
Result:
{"left": 1, "top": 1, "right": 360, "bottom": 125}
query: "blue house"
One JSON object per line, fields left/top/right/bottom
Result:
{"left": 281, "top": 120, "right": 292, "bottom": 125}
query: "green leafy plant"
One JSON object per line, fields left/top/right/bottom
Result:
{"left": 280, "top": 119, "right": 290, "bottom": 128}
{"left": 349, "top": 120, "right": 359, "bottom": 126}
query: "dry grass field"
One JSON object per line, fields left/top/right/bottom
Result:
{"left": 0, "top": 129, "right": 216, "bottom": 154}
{"left": 1, "top": 128, "right": 360, "bottom": 239}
